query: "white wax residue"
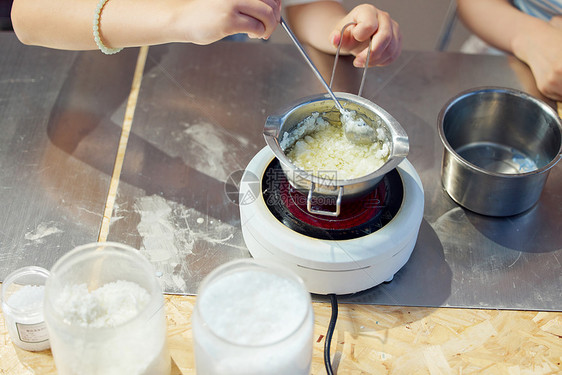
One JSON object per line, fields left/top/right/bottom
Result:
{"left": 341, "top": 109, "right": 379, "bottom": 137}
{"left": 279, "top": 112, "right": 331, "bottom": 149}
{"left": 511, "top": 154, "right": 538, "bottom": 173}
{"left": 282, "top": 111, "right": 390, "bottom": 180}
{"left": 57, "top": 280, "right": 150, "bottom": 327}
{"left": 8, "top": 285, "right": 45, "bottom": 311}
{"left": 198, "top": 270, "right": 309, "bottom": 346}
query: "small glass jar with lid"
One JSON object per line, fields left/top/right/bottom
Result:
{"left": 1, "top": 266, "right": 51, "bottom": 351}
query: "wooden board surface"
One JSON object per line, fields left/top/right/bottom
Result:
{"left": 2, "top": 294, "right": 561, "bottom": 374}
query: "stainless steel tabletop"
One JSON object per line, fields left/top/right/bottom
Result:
{"left": 0, "top": 33, "right": 138, "bottom": 269}
{"left": 1, "top": 32, "right": 560, "bottom": 311}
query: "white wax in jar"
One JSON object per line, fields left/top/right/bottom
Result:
{"left": 193, "top": 267, "right": 313, "bottom": 375}
{"left": 3, "top": 285, "right": 50, "bottom": 351}
{"left": 47, "top": 280, "right": 168, "bottom": 375}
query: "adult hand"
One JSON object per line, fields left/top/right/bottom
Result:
{"left": 329, "top": 4, "right": 402, "bottom": 68}
{"left": 182, "top": 0, "right": 281, "bottom": 45}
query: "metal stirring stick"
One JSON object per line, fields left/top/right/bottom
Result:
{"left": 280, "top": 17, "right": 344, "bottom": 112}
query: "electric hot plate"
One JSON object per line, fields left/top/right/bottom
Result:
{"left": 263, "top": 158, "right": 403, "bottom": 241}
{"left": 240, "top": 147, "right": 424, "bottom": 295}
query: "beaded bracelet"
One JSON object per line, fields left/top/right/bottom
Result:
{"left": 93, "top": 0, "right": 123, "bottom": 55}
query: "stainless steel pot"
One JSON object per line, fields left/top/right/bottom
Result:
{"left": 264, "top": 92, "right": 409, "bottom": 217}
{"left": 438, "top": 87, "right": 562, "bottom": 216}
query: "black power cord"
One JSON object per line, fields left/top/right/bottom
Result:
{"left": 324, "top": 293, "right": 338, "bottom": 375}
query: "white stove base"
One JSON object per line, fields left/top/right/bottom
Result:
{"left": 240, "top": 147, "right": 424, "bottom": 295}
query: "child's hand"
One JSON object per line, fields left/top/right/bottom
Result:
{"left": 512, "top": 16, "right": 562, "bottom": 100}
{"left": 330, "top": 4, "right": 402, "bottom": 67}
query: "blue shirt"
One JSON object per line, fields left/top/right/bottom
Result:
{"left": 513, "top": 0, "right": 562, "bottom": 20}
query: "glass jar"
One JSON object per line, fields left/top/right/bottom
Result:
{"left": 192, "top": 259, "right": 314, "bottom": 375}
{"left": 43, "top": 242, "right": 170, "bottom": 375}
{"left": 1, "top": 266, "right": 50, "bottom": 351}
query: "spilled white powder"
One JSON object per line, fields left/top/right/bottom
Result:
{"left": 281, "top": 111, "right": 390, "bottom": 180}
{"left": 132, "top": 194, "right": 242, "bottom": 294}
{"left": 57, "top": 280, "right": 150, "bottom": 327}
{"left": 24, "top": 222, "right": 63, "bottom": 243}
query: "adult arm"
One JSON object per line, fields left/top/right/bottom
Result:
{"left": 11, "top": 0, "right": 281, "bottom": 50}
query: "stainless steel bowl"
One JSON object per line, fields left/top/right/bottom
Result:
{"left": 264, "top": 92, "right": 409, "bottom": 216}
{"left": 438, "top": 87, "right": 562, "bottom": 216}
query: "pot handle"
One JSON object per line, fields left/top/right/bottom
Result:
{"left": 264, "top": 116, "right": 283, "bottom": 138}
{"left": 306, "top": 183, "right": 343, "bottom": 217}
